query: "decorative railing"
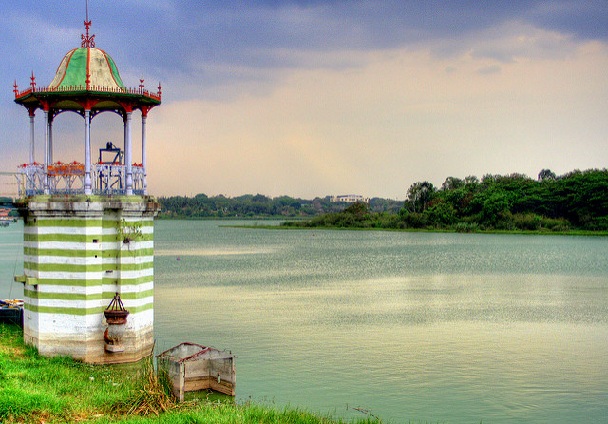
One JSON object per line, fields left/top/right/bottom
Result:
{"left": 16, "top": 162, "right": 145, "bottom": 197}
{"left": 95, "top": 163, "right": 145, "bottom": 195}
{"left": 17, "top": 163, "right": 46, "bottom": 197}
{"left": 14, "top": 85, "right": 161, "bottom": 102}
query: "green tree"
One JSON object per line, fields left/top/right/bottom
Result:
{"left": 538, "top": 168, "right": 557, "bottom": 181}
{"left": 405, "top": 181, "right": 436, "bottom": 213}
{"left": 481, "top": 191, "right": 511, "bottom": 226}
{"left": 425, "top": 201, "right": 457, "bottom": 226}
{"left": 441, "top": 176, "right": 463, "bottom": 191}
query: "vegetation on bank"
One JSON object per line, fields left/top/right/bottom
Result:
{"left": 158, "top": 194, "right": 401, "bottom": 219}
{"left": 282, "top": 169, "right": 608, "bottom": 233}
{"left": 157, "top": 168, "right": 608, "bottom": 233}
{"left": 0, "top": 324, "right": 378, "bottom": 424}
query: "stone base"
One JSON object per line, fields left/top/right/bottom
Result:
{"left": 105, "top": 343, "right": 125, "bottom": 353}
{"left": 26, "top": 329, "right": 154, "bottom": 364}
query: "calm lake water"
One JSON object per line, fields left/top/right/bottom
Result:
{"left": 2, "top": 220, "right": 608, "bottom": 423}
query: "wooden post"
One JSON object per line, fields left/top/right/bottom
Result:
{"left": 179, "top": 362, "right": 185, "bottom": 402}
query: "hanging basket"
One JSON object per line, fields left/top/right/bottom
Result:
{"left": 104, "top": 309, "right": 129, "bottom": 325}
{"left": 104, "top": 293, "right": 129, "bottom": 325}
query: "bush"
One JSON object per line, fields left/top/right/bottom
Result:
{"left": 513, "top": 213, "right": 542, "bottom": 231}
{"left": 399, "top": 211, "right": 427, "bottom": 228}
{"left": 424, "top": 202, "right": 457, "bottom": 226}
{"left": 454, "top": 222, "right": 480, "bottom": 233}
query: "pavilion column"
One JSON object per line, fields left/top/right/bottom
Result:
{"left": 84, "top": 109, "right": 92, "bottom": 195}
{"left": 122, "top": 113, "right": 127, "bottom": 191}
{"left": 43, "top": 110, "right": 50, "bottom": 194}
{"left": 125, "top": 110, "right": 133, "bottom": 195}
{"left": 48, "top": 115, "right": 54, "bottom": 165}
{"left": 28, "top": 109, "right": 35, "bottom": 165}
{"left": 141, "top": 111, "right": 147, "bottom": 195}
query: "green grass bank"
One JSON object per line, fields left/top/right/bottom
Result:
{"left": 0, "top": 324, "right": 379, "bottom": 424}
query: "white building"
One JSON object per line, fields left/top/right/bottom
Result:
{"left": 331, "top": 194, "right": 370, "bottom": 203}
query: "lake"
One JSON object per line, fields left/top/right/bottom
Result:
{"left": 2, "top": 220, "right": 608, "bottom": 423}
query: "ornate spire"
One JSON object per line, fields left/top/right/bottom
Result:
{"left": 81, "top": 0, "right": 96, "bottom": 48}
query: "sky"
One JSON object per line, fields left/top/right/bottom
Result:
{"left": 1, "top": 0, "right": 607, "bottom": 200}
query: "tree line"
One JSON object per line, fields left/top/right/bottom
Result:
{"left": 158, "top": 193, "right": 402, "bottom": 219}
{"left": 283, "top": 169, "right": 608, "bottom": 232}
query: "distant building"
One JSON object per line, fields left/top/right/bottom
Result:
{"left": 331, "top": 194, "right": 370, "bottom": 203}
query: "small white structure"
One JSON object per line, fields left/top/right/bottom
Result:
{"left": 158, "top": 342, "right": 236, "bottom": 400}
{"left": 331, "top": 194, "right": 370, "bottom": 203}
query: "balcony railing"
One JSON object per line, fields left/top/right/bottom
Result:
{"left": 14, "top": 84, "right": 161, "bottom": 102}
{"left": 16, "top": 162, "right": 146, "bottom": 197}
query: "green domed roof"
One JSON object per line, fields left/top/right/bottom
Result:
{"left": 14, "top": 32, "right": 161, "bottom": 111}
{"left": 49, "top": 47, "right": 125, "bottom": 90}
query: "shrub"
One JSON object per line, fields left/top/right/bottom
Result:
{"left": 513, "top": 213, "right": 542, "bottom": 231}
{"left": 399, "top": 211, "right": 427, "bottom": 228}
{"left": 454, "top": 222, "right": 480, "bottom": 233}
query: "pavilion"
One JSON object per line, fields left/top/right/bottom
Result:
{"left": 12, "top": 14, "right": 162, "bottom": 364}
{"left": 13, "top": 18, "right": 161, "bottom": 196}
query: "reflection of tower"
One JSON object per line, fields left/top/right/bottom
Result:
{"left": 12, "top": 15, "right": 161, "bottom": 364}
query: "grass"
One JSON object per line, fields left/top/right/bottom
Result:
{"left": 0, "top": 323, "right": 380, "bottom": 424}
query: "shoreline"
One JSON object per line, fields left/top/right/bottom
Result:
{"left": 0, "top": 323, "right": 380, "bottom": 424}
{"left": 229, "top": 222, "right": 608, "bottom": 237}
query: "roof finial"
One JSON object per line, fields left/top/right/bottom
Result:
{"left": 81, "top": 0, "right": 96, "bottom": 48}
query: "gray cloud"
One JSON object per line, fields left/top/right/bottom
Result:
{"left": 3, "top": 1, "right": 607, "bottom": 199}
{"left": 7, "top": 1, "right": 603, "bottom": 90}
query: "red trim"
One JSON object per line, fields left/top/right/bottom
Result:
{"left": 14, "top": 88, "right": 32, "bottom": 99}
{"left": 85, "top": 48, "right": 91, "bottom": 90}
{"left": 53, "top": 48, "right": 77, "bottom": 88}
{"left": 98, "top": 48, "right": 122, "bottom": 88}
{"left": 81, "top": 20, "right": 95, "bottom": 48}
{"left": 39, "top": 99, "right": 51, "bottom": 112}
{"left": 115, "top": 100, "right": 134, "bottom": 113}
{"left": 80, "top": 99, "right": 98, "bottom": 110}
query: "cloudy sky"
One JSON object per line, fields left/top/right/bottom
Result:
{"left": 1, "top": 1, "right": 607, "bottom": 199}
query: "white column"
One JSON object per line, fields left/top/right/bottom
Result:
{"left": 28, "top": 110, "right": 35, "bottom": 165}
{"left": 43, "top": 110, "right": 50, "bottom": 194}
{"left": 84, "top": 109, "right": 92, "bottom": 195}
{"left": 48, "top": 116, "right": 53, "bottom": 165}
{"left": 125, "top": 111, "right": 133, "bottom": 195}
{"left": 123, "top": 115, "right": 127, "bottom": 190}
{"left": 141, "top": 114, "right": 147, "bottom": 195}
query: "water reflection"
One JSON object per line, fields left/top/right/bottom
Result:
{"left": 154, "top": 221, "right": 608, "bottom": 423}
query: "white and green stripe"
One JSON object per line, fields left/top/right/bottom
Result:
{"left": 20, "top": 180, "right": 159, "bottom": 362}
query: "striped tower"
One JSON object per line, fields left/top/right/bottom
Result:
{"left": 13, "top": 17, "right": 161, "bottom": 363}
{"left": 19, "top": 199, "right": 158, "bottom": 363}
